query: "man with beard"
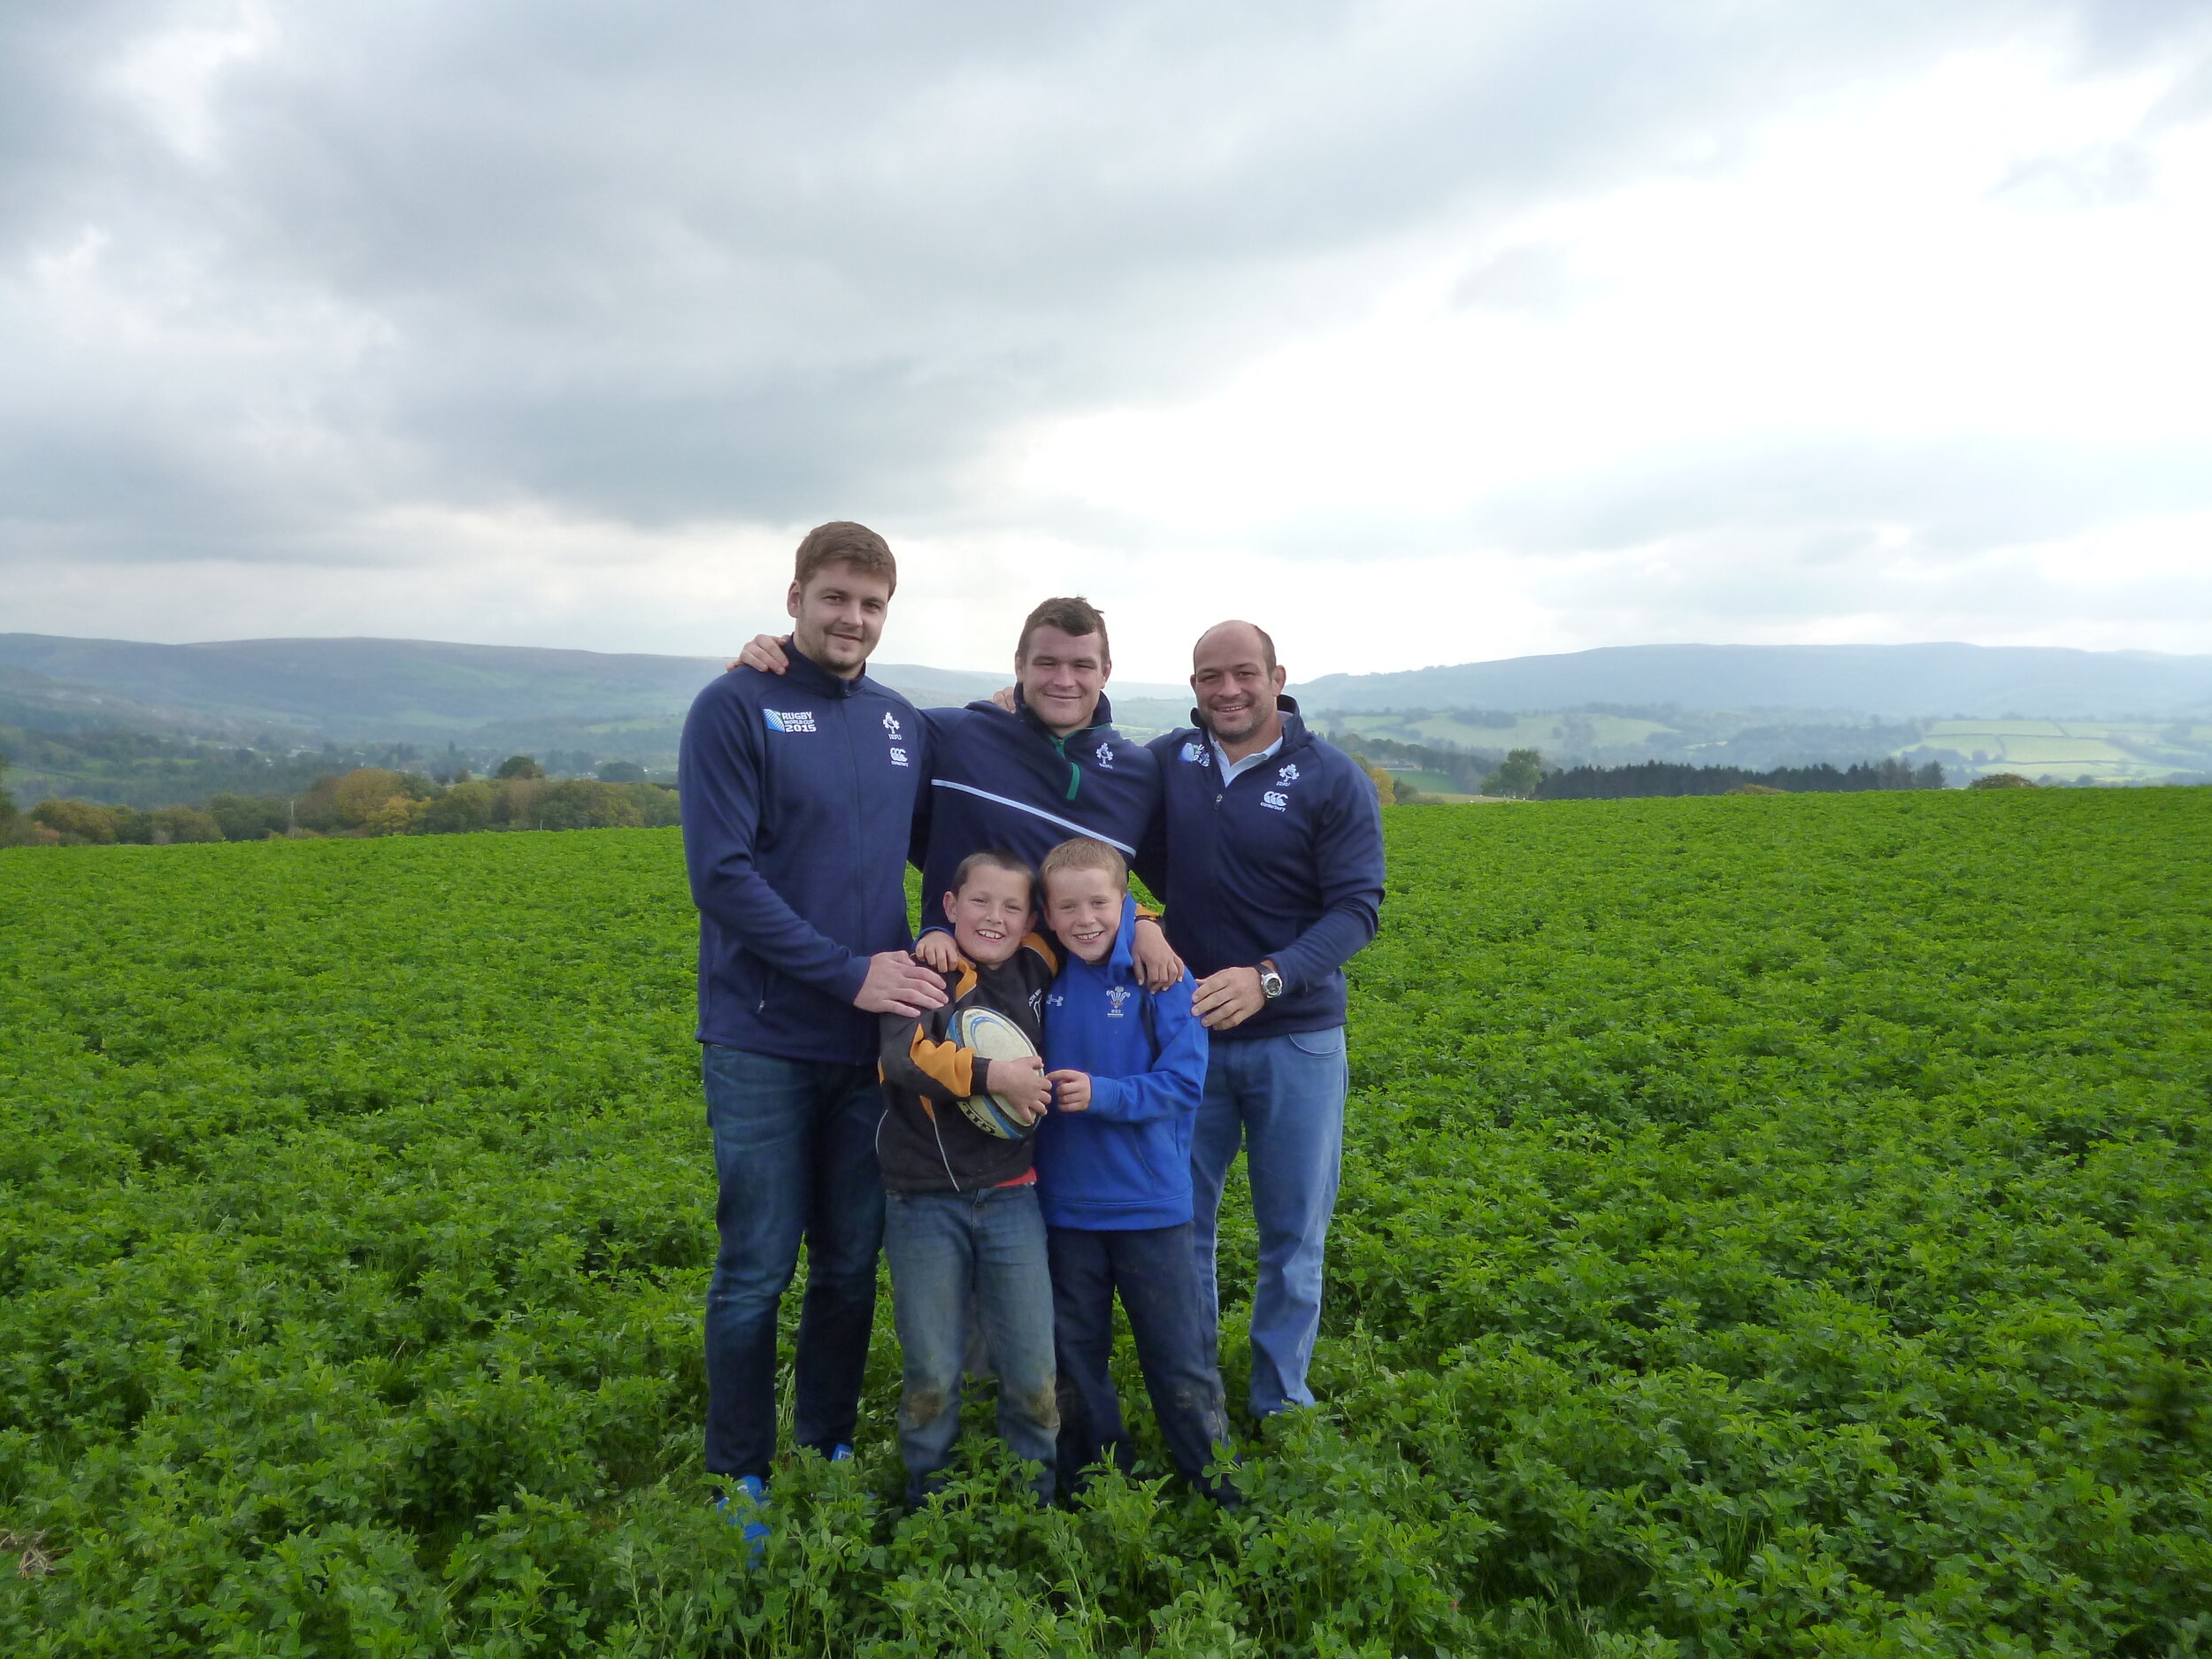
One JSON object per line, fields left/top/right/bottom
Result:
{"left": 1135, "top": 620, "right": 1386, "bottom": 1422}
{"left": 680, "top": 522, "right": 948, "bottom": 1536}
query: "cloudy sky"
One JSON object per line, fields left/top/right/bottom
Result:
{"left": 4, "top": 0, "right": 2209, "bottom": 681}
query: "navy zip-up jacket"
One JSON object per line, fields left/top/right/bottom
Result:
{"left": 917, "top": 689, "right": 1160, "bottom": 918}
{"left": 680, "top": 646, "right": 926, "bottom": 1064}
{"left": 1136, "top": 699, "right": 1385, "bottom": 1043}
{"left": 1035, "top": 896, "right": 1209, "bottom": 1230}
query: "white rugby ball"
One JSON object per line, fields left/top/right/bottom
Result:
{"left": 951, "top": 1006, "right": 1041, "bottom": 1139}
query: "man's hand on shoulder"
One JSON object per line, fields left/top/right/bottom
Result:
{"left": 1192, "top": 965, "right": 1265, "bottom": 1031}
{"left": 856, "top": 950, "right": 949, "bottom": 1017}
{"left": 989, "top": 685, "right": 1017, "bottom": 713}
{"left": 912, "top": 930, "right": 962, "bottom": 973}
{"left": 729, "top": 634, "right": 792, "bottom": 674}
{"left": 1131, "top": 917, "right": 1183, "bottom": 992}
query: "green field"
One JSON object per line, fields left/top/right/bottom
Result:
{"left": 4, "top": 792, "right": 2209, "bottom": 1655}
{"left": 1921, "top": 720, "right": 2212, "bottom": 783}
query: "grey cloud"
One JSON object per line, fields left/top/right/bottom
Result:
{"left": 0, "top": 0, "right": 2190, "bottom": 570}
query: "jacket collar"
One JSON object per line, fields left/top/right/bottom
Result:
{"left": 785, "top": 641, "right": 866, "bottom": 700}
{"left": 1190, "top": 694, "right": 1309, "bottom": 758}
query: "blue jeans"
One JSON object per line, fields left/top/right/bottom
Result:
{"left": 1048, "top": 1223, "right": 1236, "bottom": 1502}
{"left": 701, "top": 1045, "right": 886, "bottom": 1481}
{"left": 1189, "top": 1026, "right": 1348, "bottom": 1417}
{"left": 883, "top": 1185, "right": 1058, "bottom": 1506}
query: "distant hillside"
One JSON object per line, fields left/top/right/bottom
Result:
{"left": 1295, "top": 642, "right": 2212, "bottom": 720}
{"left": 0, "top": 634, "right": 1191, "bottom": 748}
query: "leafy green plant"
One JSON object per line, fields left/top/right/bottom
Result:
{"left": 2, "top": 789, "right": 2208, "bottom": 1655}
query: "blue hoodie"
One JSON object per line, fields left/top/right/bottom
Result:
{"left": 679, "top": 646, "right": 926, "bottom": 1064}
{"left": 917, "top": 690, "right": 1160, "bottom": 927}
{"left": 1034, "top": 896, "right": 1210, "bottom": 1231}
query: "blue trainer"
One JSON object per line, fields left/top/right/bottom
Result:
{"left": 829, "top": 1444, "right": 852, "bottom": 1463}
{"left": 713, "top": 1474, "right": 771, "bottom": 1564}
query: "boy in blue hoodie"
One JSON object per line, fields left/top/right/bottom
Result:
{"left": 1033, "top": 837, "right": 1238, "bottom": 1504}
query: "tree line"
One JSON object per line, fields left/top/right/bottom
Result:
{"left": 1532, "top": 756, "right": 1946, "bottom": 800}
{"left": 2, "top": 755, "right": 679, "bottom": 847}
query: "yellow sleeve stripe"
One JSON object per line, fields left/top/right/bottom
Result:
{"left": 909, "top": 1025, "right": 974, "bottom": 1098}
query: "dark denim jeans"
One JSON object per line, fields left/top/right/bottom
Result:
{"left": 701, "top": 1044, "right": 886, "bottom": 1481}
{"left": 1190, "top": 1026, "right": 1349, "bottom": 1417}
{"left": 883, "top": 1185, "right": 1058, "bottom": 1507}
{"left": 1048, "top": 1222, "right": 1236, "bottom": 1503}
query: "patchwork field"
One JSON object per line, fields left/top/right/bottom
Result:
{"left": 3, "top": 789, "right": 2208, "bottom": 1655}
{"left": 1920, "top": 719, "right": 2212, "bottom": 782}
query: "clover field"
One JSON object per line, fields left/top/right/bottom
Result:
{"left": 2, "top": 788, "right": 2208, "bottom": 1656}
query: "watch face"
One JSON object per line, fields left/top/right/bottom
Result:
{"left": 1260, "top": 970, "right": 1284, "bottom": 998}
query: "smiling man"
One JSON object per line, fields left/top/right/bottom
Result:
{"left": 680, "top": 521, "right": 948, "bottom": 1520}
{"left": 740, "top": 595, "right": 1179, "bottom": 983}
{"left": 1135, "top": 619, "right": 1386, "bottom": 1422}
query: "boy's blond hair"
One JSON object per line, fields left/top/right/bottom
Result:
{"left": 1040, "top": 837, "right": 1127, "bottom": 891}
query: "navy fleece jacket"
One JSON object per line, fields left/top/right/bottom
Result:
{"left": 1136, "top": 700, "right": 1385, "bottom": 1043}
{"left": 1034, "top": 896, "right": 1209, "bottom": 1231}
{"left": 680, "top": 647, "right": 926, "bottom": 1064}
{"left": 917, "top": 690, "right": 1160, "bottom": 926}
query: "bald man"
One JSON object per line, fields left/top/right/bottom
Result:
{"left": 1132, "top": 622, "right": 1386, "bottom": 1420}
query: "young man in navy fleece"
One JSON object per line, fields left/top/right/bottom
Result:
{"left": 733, "top": 596, "right": 1184, "bottom": 987}
{"left": 1033, "top": 837, "right": 1236, "bottom": 1504}
{"left": 679, "top": 521, "right": 949, "bottom": 1533}
{"left": 1135, "top": 621, "right": 1386, "bottom": 1423}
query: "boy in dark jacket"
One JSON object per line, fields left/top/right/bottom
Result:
{"left": 1033, "top": 838, "right": 1236, "bottom": 1503}
{"left": 877, "top": 849, "right": 1063, "bottom": 1507}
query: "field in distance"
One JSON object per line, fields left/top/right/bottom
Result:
{"left": 3, "top": 791, "right": 2208, "bottom": 1654}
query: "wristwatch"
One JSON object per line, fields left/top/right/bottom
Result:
{"left": 1256, "top": 962, "right": 1285, "bottom": 1001}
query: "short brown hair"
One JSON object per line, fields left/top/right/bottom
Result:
{"left": 950, "top": 847, "right": 1034, "bottom": 897}
{"left": 795, "top": 521, "right": 897, "bottom": 594}
{"left": 1017, "top": 596, "right": 1110, "bottom": 664}
{"left": 1040, "top": 837, "right": 1127, "bottom": 892}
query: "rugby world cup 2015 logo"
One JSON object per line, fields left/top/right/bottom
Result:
{"left": 1105, "top": 984, "right": 1132, "bottom": 1018}
{"left": 1180, "top": 741, "right": 1207, "bottom": 764}
{"left": 764, "top": 709, "right": 817, "bottom": 733}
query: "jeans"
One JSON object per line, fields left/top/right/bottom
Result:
{"left": 1048, "top": 1223, "right": 1236, "bottom": 1502}
{"left": 883, "top": 1185, "right": 1059, "bottom": 1506}
{"left": 702, "top": 1045, "right": 886, "bottom": 1481}
{"left": 1189, "top": 1026, "right": 1348, "bottom": 1417}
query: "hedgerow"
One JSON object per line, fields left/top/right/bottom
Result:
{"left": 1, "top": 789, "right": 2207, "bottom": 1655}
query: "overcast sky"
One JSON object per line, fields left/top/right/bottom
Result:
{"left": 4, "top": 0, "right": 2209, "bottom": 681}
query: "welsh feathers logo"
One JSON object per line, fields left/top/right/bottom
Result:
{"left": 1262, "top": 790, "right": 1289, "bottom": 811}
{"left": 764, "top": 709, "right": 817, "bottom": 733}
{"left": 1277, "top": 762, "right": 1301, "bottom": 784}
{"left": 1180, "top": 741, "right": 1207, "bottom": 764}
{"left": 1105, "top": 984, "right": 1132, "bottom": 1018}
{"left": 882, "top": 710, "right": 903, "bottom": 739}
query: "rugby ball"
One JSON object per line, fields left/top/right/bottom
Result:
{"left": 952, "top": 1006, "right": 1041, "bottom": 1139}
